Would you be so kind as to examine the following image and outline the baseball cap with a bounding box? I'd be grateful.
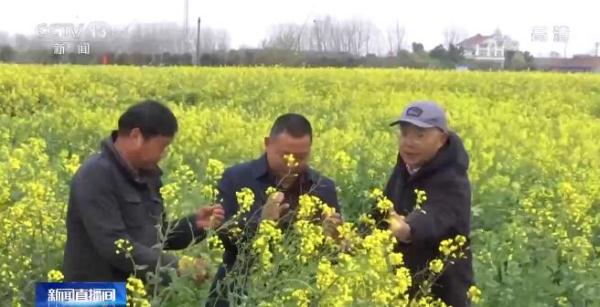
[390,100,449,132]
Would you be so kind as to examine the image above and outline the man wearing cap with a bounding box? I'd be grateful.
[379,101,474,306]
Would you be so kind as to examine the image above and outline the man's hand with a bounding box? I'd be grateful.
[261,192,289,221]
[322,212,343,239]
[196,204,225,230]
[388,211,411,243]
[178,256,210,285]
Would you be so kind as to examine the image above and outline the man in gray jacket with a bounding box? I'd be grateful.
[63,100,224,284]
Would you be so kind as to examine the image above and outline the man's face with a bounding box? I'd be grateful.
[129,128,173,170]
[397,123,448,169]
[265,132,311,188]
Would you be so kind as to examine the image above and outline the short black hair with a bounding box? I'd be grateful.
[269,113,312,141]
[118,100,178,138]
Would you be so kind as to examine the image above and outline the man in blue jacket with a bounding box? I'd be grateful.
[206,113,342,307]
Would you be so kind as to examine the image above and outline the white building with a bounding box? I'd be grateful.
[458,30,519,66]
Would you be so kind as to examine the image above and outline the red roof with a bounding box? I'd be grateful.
[458,34,493,48]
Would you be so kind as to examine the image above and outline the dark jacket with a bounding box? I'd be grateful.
[63,132,205,282]
[216,153,340,267]
[382,132,474,307]
[206,154,340,307]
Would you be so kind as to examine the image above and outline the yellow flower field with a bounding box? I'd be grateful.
[0,64,599,306]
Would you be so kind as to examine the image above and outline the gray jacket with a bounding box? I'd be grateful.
[63,132,205,282]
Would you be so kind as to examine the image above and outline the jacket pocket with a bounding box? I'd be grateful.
[121,192,146,228]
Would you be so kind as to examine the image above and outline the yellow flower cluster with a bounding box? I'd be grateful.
[316,258,337,291]
[297,194,323,220]
[205,159,225,183]
[47,269,64,282]
[467,285,482,304]
[252,220,284,270]
[126,276,150,307]
[438,235,467,258]
[207,235,225,254]
[414,189,427,212]
[362,229,396,272]
[235,187,254,214]
[411,296,449,307]
[389,252,404,266]
[59,150,80,175]
[294,220,325,263]
[160,183,179,206]
[228,225,243,239]
[358,213,376,228]
[265,186,278,197]
[290,289,310,307]
[336,221,361,247]
[428,259,444,274]
[200,185,219,203]
[370,188,394,215]
[115,238,134,255]
[283,153,299,168]
[314,225,414,306]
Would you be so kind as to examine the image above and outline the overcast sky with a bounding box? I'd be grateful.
[1,0,599,57]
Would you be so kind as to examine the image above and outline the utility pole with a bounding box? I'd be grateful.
[196,17,201,65]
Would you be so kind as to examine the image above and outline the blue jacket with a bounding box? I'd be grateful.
[216,153,340,266]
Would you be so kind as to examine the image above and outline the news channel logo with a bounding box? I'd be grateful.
[35,21,113,55]
[35,282,126,307]
[35,21,112,42]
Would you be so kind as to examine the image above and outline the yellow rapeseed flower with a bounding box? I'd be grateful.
[291,289,310,307]
[126,276,150,307]
[115,238,133,255]
[47,269,63,282]
[283,154,299,168]
[208,235,225,253]
[428,259,444,274]
[389,252,404,266]
[236,187,255,213]
[467,285,482,304]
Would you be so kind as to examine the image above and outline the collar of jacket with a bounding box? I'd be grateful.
[101,131,163,185]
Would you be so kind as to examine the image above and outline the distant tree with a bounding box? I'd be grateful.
[0,45,15,62]
[509,52,527,70]
[200,28,231,52]
[429,44,447,59]
[504,50,516,68]
[263,23,304,51]
[180,53,193,65]
[443,27,467,48]
[412,42,425,54]
[387,21,405,56]
[447,44,465,63]
[504,50,533,70]
[523,51,535,67]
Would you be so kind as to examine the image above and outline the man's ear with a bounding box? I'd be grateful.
[440,131,450,146]
[131,128,144,147]
[264,136,270,148]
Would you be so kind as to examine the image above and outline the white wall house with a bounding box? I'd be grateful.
[458,31,519,65]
